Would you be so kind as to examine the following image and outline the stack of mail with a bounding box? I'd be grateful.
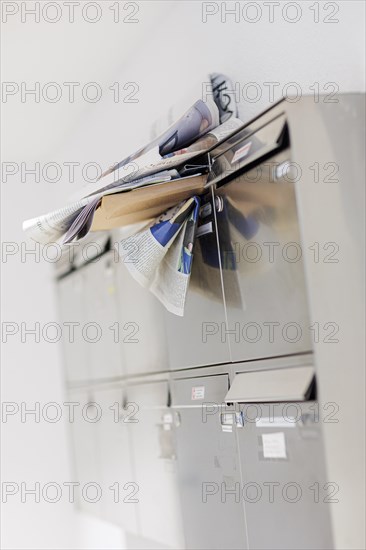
[23,73,243,315]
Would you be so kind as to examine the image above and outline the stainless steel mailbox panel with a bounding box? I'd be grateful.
[214,149,311,362]
[113,190,230,373]
[236,401,333,549]
[67,387,102,518]
[83,252,123,381]
[58,271,90,383]
[172,374,247,550]
[93,385,138,533]
[114,245,169,376]
[127,380,184,549]
[163,191,231,370]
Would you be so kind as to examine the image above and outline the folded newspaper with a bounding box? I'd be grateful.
[116,197,201,316]
[23,73,242,315]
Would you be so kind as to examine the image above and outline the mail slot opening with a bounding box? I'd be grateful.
[225,366,316,404]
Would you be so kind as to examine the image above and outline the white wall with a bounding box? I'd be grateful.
[1,1,365,549]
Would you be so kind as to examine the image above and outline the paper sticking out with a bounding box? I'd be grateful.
[22,73,243,316]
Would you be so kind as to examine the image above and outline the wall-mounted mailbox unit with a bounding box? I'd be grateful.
[127,379,185,549]
[93,384,139,533]
[172,372,247,550]
[226,367,333,549]
[57,95,365,550]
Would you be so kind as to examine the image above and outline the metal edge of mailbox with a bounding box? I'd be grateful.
[205,109,288,189]
[225,365,315,404]
[171,373,230,408]
[126,379,170,408]
[207,97,287,161]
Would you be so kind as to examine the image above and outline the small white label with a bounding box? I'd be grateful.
[256,417,296,428]
[163,413,173,424]
[221,413,234,433]
[231,141,252,164]
[262,432,287,459]
[162,413,173,430]
[191,386,205,400]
